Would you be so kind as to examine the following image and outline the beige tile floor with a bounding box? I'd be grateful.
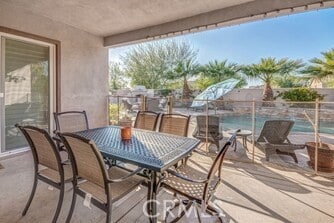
[0,147,333,223]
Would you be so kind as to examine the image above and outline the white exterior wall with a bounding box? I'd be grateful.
[0,4,109,128]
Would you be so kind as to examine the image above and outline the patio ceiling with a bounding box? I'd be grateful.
[3,0,334,47]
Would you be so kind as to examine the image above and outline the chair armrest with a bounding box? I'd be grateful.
[61,160,71,165]
[166,169,208,184]
[52,130,62,142]
[107,167,143,183]
[52,136,62,142]
[263,136,269,144]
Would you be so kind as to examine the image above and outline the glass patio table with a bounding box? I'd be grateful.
[76,125,200,222]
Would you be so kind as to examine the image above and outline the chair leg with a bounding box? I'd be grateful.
[291,152,298,163]
[215,141,220,153]
[206,204,224,223]
[165,200,192,223]
[52,183,65,223]
[106,203,112,223]
[146,181,152,215]
[184,155,190,166]
[265,148,275,162]
[195,204,202,223]
[66,186,77,223]
[22,175,38,216]
[276,149,298,163]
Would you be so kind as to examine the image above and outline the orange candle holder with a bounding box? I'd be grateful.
[121,126,132,141]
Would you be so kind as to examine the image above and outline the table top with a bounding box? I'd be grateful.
[227,129,252,136]
[76,126,200,172]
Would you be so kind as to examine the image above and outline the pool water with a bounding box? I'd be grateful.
[220,114,334,135]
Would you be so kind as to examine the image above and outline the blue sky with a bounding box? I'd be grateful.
[109,8,334,65]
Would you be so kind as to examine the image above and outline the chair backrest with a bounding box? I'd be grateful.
[134,111,159,131]
[59,133,107,188]
[194,115,220,137]
[159,114,190,137]
[203,131,237,201]
[54,111,89,133]
[257,120,294,144]
[16,125,61,173]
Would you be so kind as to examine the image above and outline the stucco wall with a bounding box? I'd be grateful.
[0,3,108,128]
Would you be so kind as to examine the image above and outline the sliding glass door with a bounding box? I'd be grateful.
[0,35,54,153]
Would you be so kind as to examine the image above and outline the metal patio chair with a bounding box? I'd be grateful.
[16,124,72,223]
[256,120,305,163]
[59,132,144,223]
[134,111,160,131]
[53,110,89,151]
[54,110,89,133]
[160,130,238,223]
[192,115,224,151]
[159,113,190,137]
[158,113,191,167]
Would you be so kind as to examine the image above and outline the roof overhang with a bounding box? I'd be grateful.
[105,0,334,47]
[2,0,334,48]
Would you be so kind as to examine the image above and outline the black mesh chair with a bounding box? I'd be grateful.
[256,120,305,163]
[192,115,224,151]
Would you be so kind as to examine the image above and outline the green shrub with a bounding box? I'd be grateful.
[109,104,119,124]
[109,103,131,124]
[278,88,324,102]
[157,89,172,96]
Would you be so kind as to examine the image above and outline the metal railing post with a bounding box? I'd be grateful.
[141,95,146,111]
[314,98,319,174]
[252,99,256,163]
[117,96,120,124]
[167,96,173,114]
[107,96,110,125]
[205,98,209,152]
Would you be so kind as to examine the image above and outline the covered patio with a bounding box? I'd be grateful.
[1,0,334,222]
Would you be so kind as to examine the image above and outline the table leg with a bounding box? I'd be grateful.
[243,137,246,149]
[147,171,158,223]
[146,172,152,216]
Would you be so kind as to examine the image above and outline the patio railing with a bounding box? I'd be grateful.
[107,95,334,176]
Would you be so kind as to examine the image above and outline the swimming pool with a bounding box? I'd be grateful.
[220,114,334,135]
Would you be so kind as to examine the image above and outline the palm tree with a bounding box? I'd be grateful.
[243,57,304,101]
[198,60,246,90]
[203,60,241,81]
[169,59,200,100]
[301,48,334,87]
